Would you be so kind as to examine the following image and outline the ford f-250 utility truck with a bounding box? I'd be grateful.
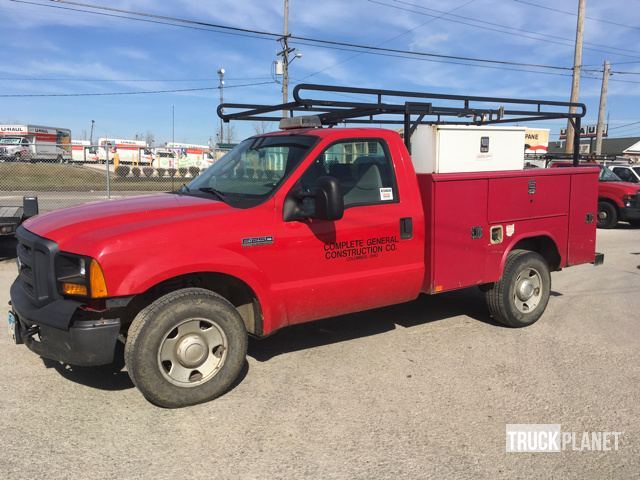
[8,85,603,408]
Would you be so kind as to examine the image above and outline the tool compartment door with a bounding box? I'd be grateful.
[567,171,598,265]
[432,178,488,291]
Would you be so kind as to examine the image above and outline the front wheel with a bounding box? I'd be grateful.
[485,250,551,328]
[597,201,618,229]
[125,288,248,408]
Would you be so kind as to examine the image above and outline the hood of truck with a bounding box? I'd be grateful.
[599,181,640,196]
[23,193,234,253]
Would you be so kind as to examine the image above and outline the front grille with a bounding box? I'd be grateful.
[16,227,59,306]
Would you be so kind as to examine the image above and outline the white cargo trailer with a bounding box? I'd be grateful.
[97,138,153,165]
[165,142,216,169]
[71,140,99,163]
[410,125,526,174]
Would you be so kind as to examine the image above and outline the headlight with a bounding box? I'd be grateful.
[622,194,637,207]
[55,252,108,298]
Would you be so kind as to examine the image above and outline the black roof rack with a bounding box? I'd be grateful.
[217,83,586,164]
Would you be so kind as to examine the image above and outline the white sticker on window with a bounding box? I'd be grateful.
[380,187,393,201]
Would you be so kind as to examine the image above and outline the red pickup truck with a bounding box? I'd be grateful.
[9,85,603,407]
[549,161,640,229]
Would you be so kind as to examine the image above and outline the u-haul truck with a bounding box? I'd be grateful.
[0,125,71,162]
[165,142,216,169]
[97,138,153,165]
[71,140,99,163]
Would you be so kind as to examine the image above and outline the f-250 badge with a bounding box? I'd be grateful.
[242,236,274,247]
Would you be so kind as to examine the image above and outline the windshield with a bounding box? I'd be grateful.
[599,166,622,182]
[0,137,22,145]
[633,166,640,177]
[186,135,317,206]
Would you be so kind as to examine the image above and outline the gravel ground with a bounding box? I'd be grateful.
[0,226,638,479]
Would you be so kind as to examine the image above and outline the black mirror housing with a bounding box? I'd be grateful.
[315,176,344,221]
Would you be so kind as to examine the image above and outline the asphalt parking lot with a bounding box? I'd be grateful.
[0,226,638,479]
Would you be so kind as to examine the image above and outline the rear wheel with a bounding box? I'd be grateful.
[485,250,551,328]
[125,288,247,408]
[597,201,618,229]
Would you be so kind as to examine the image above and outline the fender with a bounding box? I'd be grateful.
[598,193,623,209]
[99,246,281,334]
[498,229,563,275]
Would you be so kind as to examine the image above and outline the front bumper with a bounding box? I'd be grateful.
[620,206,640,222]
[10,280,120,367]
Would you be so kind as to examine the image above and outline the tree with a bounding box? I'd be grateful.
[225,124,236,144]
[252,122,274,135]
[145,131,156,147]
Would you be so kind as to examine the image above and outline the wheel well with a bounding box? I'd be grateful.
[511,236,561,271]
[123,272,262,336]
[598,197,619,212]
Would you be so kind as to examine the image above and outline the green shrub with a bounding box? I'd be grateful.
[143,167,154,177]
[167,168,177,177]
[156,168,166,177]
[131,167,141,177]
[178,167,188,177]
[188,166,200,178]
[115,165,130,177]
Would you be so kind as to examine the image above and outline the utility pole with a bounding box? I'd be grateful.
[280,0,290,117]
[218,67,225,144]
[172,105,175,144]
[565,0,586,155]
[89,119,95,146]
[595,60,610,155]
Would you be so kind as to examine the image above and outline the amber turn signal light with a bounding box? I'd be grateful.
[62,282,88,296]
[89,259,108,298]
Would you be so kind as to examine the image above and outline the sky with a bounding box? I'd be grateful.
[1,0,640,145]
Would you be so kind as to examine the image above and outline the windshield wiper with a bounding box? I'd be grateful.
[198,187,228,202]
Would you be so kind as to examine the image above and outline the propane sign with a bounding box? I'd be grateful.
[524,128,549,154]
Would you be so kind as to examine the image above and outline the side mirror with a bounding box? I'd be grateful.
[314,176,344,221]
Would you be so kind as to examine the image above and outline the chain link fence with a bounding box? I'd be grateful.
[0,141,232,213]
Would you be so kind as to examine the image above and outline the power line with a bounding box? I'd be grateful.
[290,39,577,78]
[0,80,276,97]
[511,0,640,33]
[10,0,581,75]
[371,0,640,60]
[609,120,640,130]
[9,0,280,42]
[300,0,478,81]
[46,0,280,38]
[0,76,273,82]
[290,34,575,71]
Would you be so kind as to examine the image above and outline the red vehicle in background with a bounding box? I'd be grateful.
[549,161,640,228]
[9,85,603,407]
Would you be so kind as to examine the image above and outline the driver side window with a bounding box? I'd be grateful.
[300,139,397,207]
[613,167,637,183]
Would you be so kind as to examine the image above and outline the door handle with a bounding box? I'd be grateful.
[400,217,413,240]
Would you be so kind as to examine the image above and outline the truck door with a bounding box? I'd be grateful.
[275,137,424,325]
